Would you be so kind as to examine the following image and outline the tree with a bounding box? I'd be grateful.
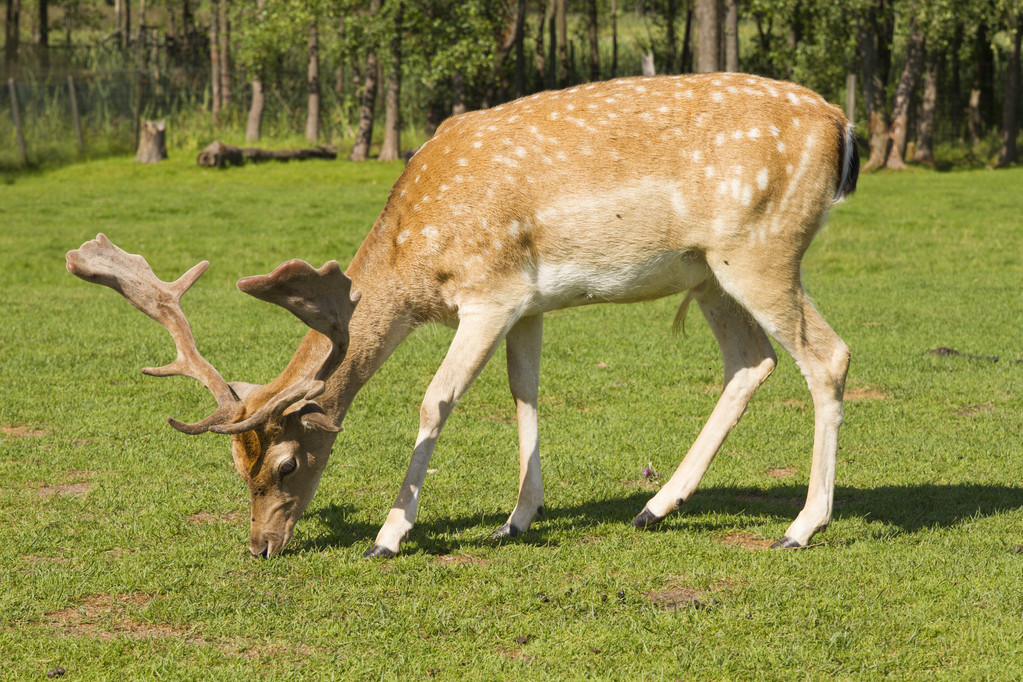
[350,0,381,161]
[885,16,925,169]
[306,20,321,142]
[37,0,48,69]
[556,0,567,85]
[724,0,739,71]
[379,1,404,161]
[998,5,1022,166]
[858,2,890,169]
[219,0,232,110]
[210,4,221,123]
[695,0,719,72]
[5,0,20,70]
[587,0,599,81]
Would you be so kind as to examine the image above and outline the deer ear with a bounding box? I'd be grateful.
[299,410,341,433]
[229,381,263,402]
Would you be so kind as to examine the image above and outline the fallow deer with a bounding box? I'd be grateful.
[67,73,859,558]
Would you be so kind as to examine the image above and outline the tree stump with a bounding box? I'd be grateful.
[135,120,168,163]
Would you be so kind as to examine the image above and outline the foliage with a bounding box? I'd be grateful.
[1,158,1022,678]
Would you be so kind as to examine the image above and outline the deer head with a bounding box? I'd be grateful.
[66,234,359,558]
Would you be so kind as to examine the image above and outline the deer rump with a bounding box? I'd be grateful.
[68,73,858,559]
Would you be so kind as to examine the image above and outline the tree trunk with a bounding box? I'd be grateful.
[335,16,345,96]
[696,0,719,73]
[587,0,598,81]
[246,76,265,142]
[210,8,221,124]
[885,19,924,170]
[998,13,1022,167]
[379,2,403,162]
[245,0,265,142]
[115,0,123,45]
[182,0,193,54]
[305,21,320,143]
[913,50,939,164]
[451,71,466,115]
[546,0,556,88]
[723,0,738,72]
[515,0,526,95]
[969,22,990,146]
[556,0,568,86]
[534,0,546,87]
[666,0,677,75]
[680,5,693,72]
[857,12,887,169]
[36,0,47,69]
[349,0,381,162]
[125,0,131,46]
[484,0,525,106]
[135,120,167,163]
[219,0,231,110]
[610,0,618,77]
[5,0,21,70]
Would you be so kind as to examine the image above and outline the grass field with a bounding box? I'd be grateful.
[1,156,1022,679]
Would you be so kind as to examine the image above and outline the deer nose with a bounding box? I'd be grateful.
[250,543,270,559]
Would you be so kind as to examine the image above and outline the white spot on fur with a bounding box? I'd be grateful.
[457,158,468,166]
[454,174,464,183]
[439,184,450,192]
[793,118,801,128]
[715,133,725,146]
[756,168,769,190]
[732,129,743,140]
[705,166,716,178]
[473,141,482,148]
[787,92,801,105]
[786,163,794,174]
[397,230,410,244]
[712,91,724,102]
[514,146,527,158]
[770,125,781,137]
[777,141,786,153]
[421,225,438,239]
[748,128,760,139]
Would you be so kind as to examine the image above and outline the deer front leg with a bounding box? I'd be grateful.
[634,285,777,528]
[364,310,515,558]
[490,314,544,540]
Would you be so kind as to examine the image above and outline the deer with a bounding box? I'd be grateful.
[67,73,859,559]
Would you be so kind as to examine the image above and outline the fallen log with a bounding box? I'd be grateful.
[196,141,337,168]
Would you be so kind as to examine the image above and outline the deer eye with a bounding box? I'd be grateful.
[279,458,298,478]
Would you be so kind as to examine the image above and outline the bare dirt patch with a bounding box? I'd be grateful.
[37,471,97,499]
[187,511,243,525]
[645,577,733,609]
[766,466,798,479]
[44,594,205,644]
[845,385,887,401]
[432,554,489,567]
[719,531,775,551]
[1,424,48,438]
[955,403,993,417]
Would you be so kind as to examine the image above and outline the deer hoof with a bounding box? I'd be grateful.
[631,508,663,529]
[770,536,803,549]
[489,523,521,540]
[363,544,397,559]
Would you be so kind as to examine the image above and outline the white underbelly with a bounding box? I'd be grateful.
[524,251,710,314]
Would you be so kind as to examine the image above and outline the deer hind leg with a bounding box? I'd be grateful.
[365,308,516,558]
[633,283,777,529]
[490,314,544,540]
[712,258,849,548]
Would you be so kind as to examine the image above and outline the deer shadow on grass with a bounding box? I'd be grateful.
[299,482,1023,556]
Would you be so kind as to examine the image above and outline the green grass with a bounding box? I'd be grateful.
[1,157,1022,679]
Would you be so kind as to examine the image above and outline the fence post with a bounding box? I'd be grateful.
[68,76,85,151]
[8,78,28,166]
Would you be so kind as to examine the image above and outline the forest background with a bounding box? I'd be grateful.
[1,0,1022,172]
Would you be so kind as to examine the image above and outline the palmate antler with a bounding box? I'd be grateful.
[66,234,359,436]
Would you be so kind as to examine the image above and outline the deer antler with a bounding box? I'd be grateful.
[65,234,242,433]
[209,259,360,435]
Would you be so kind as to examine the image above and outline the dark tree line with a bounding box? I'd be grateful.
[3,0,1022,166]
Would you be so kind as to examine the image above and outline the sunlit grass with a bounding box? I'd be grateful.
[1,158,1021,679]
